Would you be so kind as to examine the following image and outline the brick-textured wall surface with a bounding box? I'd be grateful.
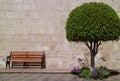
[0,0,120,70]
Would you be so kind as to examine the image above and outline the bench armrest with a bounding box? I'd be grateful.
[6,56,10,61]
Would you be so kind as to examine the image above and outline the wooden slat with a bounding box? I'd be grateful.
[25,60,42,62]
[11,51,27,54]
[27,55,42,57]
[27,52,44,55]
[12,56,26,58]
[11,60,42,62]
[10,60,26,62]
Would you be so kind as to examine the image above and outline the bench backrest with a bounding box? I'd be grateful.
[26,51,44,62]
[10,51,45,62]
[10,51,27,62]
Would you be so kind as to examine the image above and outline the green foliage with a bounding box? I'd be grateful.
[79,67,91,79]
[66,2,120,42]
[97,66,110,79]
[75,66,110,80]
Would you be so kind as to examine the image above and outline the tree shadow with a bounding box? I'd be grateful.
[109,69,120,77]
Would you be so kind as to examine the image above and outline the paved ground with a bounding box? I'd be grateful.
[0,73,120,81]
[0,68,119,81]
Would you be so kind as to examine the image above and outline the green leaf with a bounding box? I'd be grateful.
[66,2,120,42]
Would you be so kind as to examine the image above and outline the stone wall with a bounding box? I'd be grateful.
[0,0,120,70]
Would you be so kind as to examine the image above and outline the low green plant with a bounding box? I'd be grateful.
[91,66,110,80]
[79,67,91,79]
[97,66,110,79]
[72,66,110,80]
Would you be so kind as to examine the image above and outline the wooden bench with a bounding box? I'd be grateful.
[7,51,46,68]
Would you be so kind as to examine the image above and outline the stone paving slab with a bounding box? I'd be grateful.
[0,73,120,81]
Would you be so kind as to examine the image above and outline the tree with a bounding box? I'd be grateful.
[66,2,120,69]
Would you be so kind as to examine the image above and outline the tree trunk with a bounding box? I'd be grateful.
[84,41,101,70]
[90,51,96,69]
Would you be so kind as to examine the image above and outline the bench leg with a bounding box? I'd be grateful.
[23,62,26,68]
[6,61,10,69]
[6,61,7,69]
[43,63,46,68]
[23,62,29,68]
[9,63,10,68]
[42,61,46,68]
[26,62,29,68]
[41,62,46,68]
[41,62,43,68]
[12,63,13,68]
[12,62,16,68]
[43,53,46,68]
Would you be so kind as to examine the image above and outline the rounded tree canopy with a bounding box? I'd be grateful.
[66,2,120,42]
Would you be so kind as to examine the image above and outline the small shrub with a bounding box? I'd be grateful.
[79,67,91,79]
[97,66,110,79]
